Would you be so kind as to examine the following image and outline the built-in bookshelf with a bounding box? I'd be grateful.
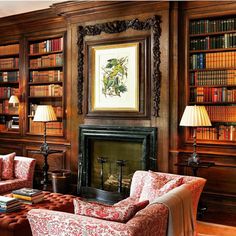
[27,36,64,136]
[188,16,236,142]
[0,43,20,133]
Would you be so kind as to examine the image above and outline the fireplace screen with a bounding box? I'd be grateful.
[78,125,157,202]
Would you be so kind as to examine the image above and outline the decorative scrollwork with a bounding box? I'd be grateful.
[77,15,161,116]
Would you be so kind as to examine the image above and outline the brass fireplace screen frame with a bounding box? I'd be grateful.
[77,125,157,202]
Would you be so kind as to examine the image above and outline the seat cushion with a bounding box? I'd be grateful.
[73,198,148,223]
[0,152,16,180]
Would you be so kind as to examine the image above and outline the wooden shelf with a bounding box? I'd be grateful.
[29,50,63,57]
[29,66,62,70]
[28,81,63,85]
[28,96,62,99]
[190,68,236,72]
[189,30,236,38]
[0,53,19,58]
[0,68,19,72]
[189,47,236,53]
[189,84,236,88]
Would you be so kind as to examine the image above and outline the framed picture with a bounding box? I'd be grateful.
[86,37,150,118]
[77,16,161,117]
[91,42,139,112]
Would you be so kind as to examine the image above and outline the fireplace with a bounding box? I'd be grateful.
[78,125,157,203]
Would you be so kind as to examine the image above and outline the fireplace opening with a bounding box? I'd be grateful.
[78,125,157,203]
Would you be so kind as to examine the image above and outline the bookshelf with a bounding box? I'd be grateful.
[27,36,64,136]
[188,16,236,142]
[0,43,20,133]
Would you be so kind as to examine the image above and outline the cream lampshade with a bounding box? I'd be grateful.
[180,105,212,164]
[9,95,19,107]
[33,105,57,122]
[33,105,57,152]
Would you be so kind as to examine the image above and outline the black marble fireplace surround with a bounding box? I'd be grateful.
[77,125,157,203]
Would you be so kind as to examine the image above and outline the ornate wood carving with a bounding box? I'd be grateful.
[77,15,161,116]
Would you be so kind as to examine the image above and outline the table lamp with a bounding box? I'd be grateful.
[33,105,57,153]
[180,105,212,164]
[9,95,19,107]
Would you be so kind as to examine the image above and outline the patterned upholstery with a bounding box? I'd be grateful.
[27,171,206,236]
[0,156,36,194]
[0,192,76,236]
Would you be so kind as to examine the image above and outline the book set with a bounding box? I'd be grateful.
[0,58,19,69]
[30,37,63,54]
[188,15,236,143]
[30,54,63,68]
[190,52,236,70]
[0,44,19,55]
[190,70,236,86]
[0,71,19,82]
[12,188,44,205]
[191,87,236,103]
[30,70,63,83]
[0,196,21,213]
[29,84,62,97]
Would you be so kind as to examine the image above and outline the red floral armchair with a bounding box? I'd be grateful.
[0,154,36,194]
[27,171,206,236]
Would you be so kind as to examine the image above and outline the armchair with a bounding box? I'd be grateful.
[27,171,206,236]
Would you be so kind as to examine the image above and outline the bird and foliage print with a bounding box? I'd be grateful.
[101,57,128,97]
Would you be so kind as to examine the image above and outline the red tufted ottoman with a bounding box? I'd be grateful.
[0,192,77,236]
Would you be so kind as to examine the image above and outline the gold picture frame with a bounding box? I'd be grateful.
[90,42,139,112]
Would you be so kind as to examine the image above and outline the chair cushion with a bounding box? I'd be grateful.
[139,171,183,202]
[0,179,32,194]
[73,198,148,223]
[0,152,16,180]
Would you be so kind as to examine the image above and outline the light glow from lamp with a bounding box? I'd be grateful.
[180,105,212,164]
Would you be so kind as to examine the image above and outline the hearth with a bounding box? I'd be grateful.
[78,125,157,203]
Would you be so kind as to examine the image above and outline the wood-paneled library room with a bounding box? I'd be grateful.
[0,1,235,236]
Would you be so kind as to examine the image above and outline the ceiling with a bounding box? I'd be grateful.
[0,1,66,18]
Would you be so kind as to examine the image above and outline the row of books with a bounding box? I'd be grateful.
[0,101,19,114]
[191,87,236,103]
[30,38,63,54]
[0,44,19,56]
[189,70,236,86]
[30,54,63,68]
[29,70,63,83]
[29,119,63,134]
[190,33,236,50]
[29,103,62,117]
[190,52,236,69]
[0,196,21,213]
[206,105,236,122]
[190,125,236,141]
[0,87,19,98]
[12,188,43,204]
[30,84,62,97]
[0,57,19,69]
[190,18,236,35]
[0,71,19,82]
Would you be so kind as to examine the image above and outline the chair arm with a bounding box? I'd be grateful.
[28,209,131,236]
[126,203,168,236]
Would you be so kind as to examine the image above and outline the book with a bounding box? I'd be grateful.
[12,193,44,201]
[12,188,42,197]
[0,196,18,205]
[18,197,44,205]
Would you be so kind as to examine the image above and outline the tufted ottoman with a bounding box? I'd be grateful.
[0,192,77,236]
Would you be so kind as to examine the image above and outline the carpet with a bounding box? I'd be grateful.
[197,221,236,236]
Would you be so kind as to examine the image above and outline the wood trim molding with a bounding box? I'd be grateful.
[77,15,161,116]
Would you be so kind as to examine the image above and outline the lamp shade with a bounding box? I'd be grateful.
[33,105,57,122]
[9,95,19,105]
[180,105,212,127]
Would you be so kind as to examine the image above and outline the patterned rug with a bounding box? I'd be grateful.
[197,221,236,236]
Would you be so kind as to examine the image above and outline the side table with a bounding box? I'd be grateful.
[31,149,63,190]
[175,161,215,218]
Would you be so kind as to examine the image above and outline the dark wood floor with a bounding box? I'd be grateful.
[199,207,236,227]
